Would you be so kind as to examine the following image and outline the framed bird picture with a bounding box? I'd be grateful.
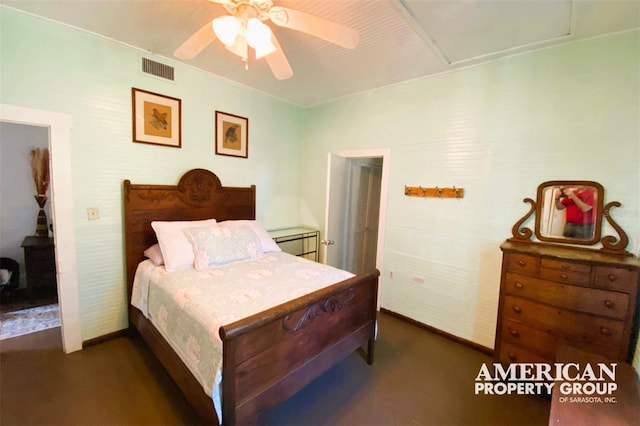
[215,111,248,158]
[132,88,182,148]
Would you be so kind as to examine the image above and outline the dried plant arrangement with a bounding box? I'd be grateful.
[29,147,50,195]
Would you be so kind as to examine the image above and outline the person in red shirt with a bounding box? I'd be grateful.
[555,186,595,239]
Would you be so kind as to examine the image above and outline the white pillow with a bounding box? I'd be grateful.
[183,225,262,271]
[218,220,281,253]
[151,219,218,271]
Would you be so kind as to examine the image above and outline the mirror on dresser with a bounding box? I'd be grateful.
[509,180,630,254]
[494,181,639,367]
[535,181,603,244]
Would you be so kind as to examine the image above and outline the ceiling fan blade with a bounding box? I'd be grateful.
[268,6,359,49]
[174,21,217,59]
[265,33,293,80]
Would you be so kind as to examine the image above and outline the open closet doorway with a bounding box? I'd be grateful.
[323,149,390,284]
[0,105,81,353]
[0,123,58,312]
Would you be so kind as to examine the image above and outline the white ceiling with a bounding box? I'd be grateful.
[2,0,639,107]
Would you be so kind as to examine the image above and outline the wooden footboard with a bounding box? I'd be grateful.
[220,270,379,425]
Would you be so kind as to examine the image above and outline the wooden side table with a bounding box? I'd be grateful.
[21,236,56,299]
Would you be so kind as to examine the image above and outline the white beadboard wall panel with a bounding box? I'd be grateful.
[1,9,304,340]
[302,31,639,357]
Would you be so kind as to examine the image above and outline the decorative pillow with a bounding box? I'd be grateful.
[183,225,262,271]
[151,219,218,271]
[218,220,281,253]
[143,243,164,266]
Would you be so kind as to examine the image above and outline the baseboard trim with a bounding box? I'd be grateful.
[379,308,493,356]
[82,328,129,348]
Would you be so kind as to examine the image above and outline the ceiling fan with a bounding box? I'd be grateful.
[174,0,360,80]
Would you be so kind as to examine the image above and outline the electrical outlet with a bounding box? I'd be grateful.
[87,207,99,220]
[412,275,425,284]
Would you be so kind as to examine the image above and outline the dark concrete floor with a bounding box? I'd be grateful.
[0,312,550,426]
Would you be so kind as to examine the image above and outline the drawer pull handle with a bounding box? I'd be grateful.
[607,274,617,282]
[604,300,615,309]
[560,273,568,280]
[517,260,526,267]
[512,306,522,314]
[508,352,517,361]
[510,329,520,338]
[600,327,612,336]
[514,282,524,289]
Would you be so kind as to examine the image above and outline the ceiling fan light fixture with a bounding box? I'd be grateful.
[212,16,240,46]
[176,0,357,80]
[246,18,276,58]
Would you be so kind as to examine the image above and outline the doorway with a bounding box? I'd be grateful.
[0,122,59,330]
[345,158,382,275]
[0,104,81,353]
[323,149,390,283]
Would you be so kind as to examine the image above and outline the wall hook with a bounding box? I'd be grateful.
[404,185,464,198]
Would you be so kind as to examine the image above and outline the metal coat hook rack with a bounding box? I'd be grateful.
[404,185,464,198]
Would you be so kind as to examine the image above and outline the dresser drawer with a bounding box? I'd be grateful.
[593,266,636,293]
[503,295,625,349]
[505,273,629,319]
[501,318,558,360]
[505,253,538,275]
[538,268,591,286]
[25,247,55,262]
[501,318,622,360]
[540,258,591,274]
[498,341,551,365]
[27,270,56,288]
[26,257,56,272]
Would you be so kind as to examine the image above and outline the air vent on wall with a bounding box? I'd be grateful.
[142,58,174,81]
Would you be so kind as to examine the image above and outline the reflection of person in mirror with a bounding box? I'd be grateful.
[555,186,595,239]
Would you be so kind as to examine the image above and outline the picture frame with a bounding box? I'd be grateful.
[132,88,181,148]
[215,111,248,158]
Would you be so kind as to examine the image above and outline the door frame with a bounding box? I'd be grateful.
[0,104,82,353]
[327,148,390,287]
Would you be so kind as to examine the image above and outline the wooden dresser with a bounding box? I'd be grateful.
[495,241,640,364]
[21,236,56,299]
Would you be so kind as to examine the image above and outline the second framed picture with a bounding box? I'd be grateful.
[215,111,248,158]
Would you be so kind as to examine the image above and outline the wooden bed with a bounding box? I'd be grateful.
[123,168,379,425]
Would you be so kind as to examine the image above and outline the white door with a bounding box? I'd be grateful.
[347,161,382,275]
[323,153,349,268]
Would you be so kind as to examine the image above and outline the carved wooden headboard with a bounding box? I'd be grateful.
[122,169,256,304]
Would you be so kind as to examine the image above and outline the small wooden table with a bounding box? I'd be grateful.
[21,236,56,299]
[549,346,640,425]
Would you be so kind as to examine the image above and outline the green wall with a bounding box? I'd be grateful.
[301,30,640,366]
